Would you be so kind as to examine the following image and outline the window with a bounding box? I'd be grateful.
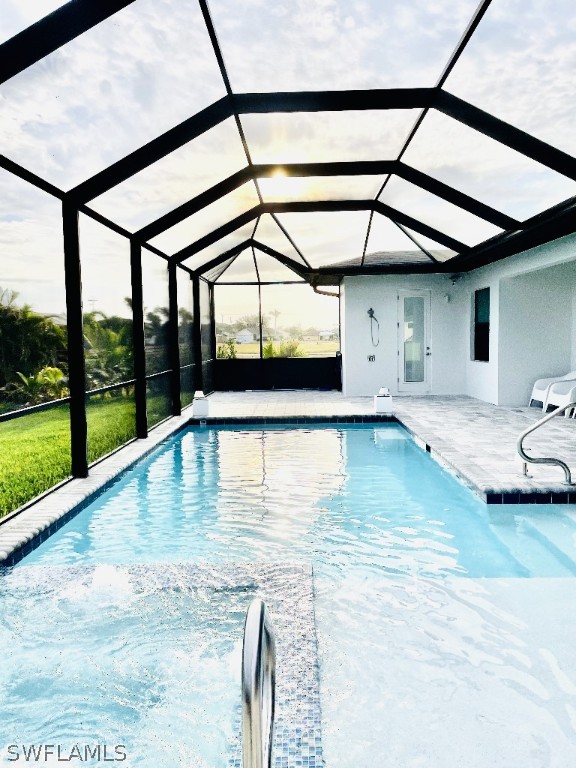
[473,287,490,362]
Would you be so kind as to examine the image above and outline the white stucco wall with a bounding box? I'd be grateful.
[498,264,575,405]
[341,274,467,397]
[341,232,576,403]
[462,232,576,404]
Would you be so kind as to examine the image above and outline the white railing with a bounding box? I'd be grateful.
[242,599,276,768]
[517,401,576,484]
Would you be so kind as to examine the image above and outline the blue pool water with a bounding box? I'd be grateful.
[19,424,576,578]
[3,423,576,767]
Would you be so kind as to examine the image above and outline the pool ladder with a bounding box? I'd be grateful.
[517,400,576,484]
[242,599,276,768]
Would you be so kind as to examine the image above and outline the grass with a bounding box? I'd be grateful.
[0,404,72,518]
[0,397,137,518]
[86,396,137,463]
[230,340,340,358]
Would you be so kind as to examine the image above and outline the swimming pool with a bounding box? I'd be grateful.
[3,423,576,767]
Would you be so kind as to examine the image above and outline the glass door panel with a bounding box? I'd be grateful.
[398,291,430,393]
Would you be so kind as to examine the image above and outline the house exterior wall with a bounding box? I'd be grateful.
[463,232,576,405]
[341,274,467,397]
[498,265,575,405]
[341,232,576,402]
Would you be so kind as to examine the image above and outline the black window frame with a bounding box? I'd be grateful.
[472,286,490,362]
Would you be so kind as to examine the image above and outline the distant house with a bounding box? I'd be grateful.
[235,329,255,344]
[319,330,336,340]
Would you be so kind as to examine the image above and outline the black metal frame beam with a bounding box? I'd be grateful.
[64,86,576,221]
[1,154,171,261]
[234,89,436,113]
[192,241,252,276]
[167,262,181,416]
[448,196,576,271]
[371,201,466,252]
[136,168,252,241]
[69,97,233,203]
[62,200,88,477]
[436,92,576,181]
[196,237,310,283]
[0,0,137,84]
[129,239,148,439]
[174,200,467,264]
[191,275,203,393]
[395,163,518,230]
[250,240,309,278]
[203,255,238,282]
[314,262,442,278]
[0,154,65,199]
[211,280,305,286]
[174,208,262,263]
[135,159,515,246]
[435,0,494,88]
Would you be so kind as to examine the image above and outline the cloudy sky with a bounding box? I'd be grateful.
[1,0,575,319]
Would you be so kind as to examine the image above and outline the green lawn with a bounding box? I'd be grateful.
[0,397,137,518]
[229,340,340,358]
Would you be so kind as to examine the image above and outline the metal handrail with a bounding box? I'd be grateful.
[242,599,276,768]
[517,401,576,484]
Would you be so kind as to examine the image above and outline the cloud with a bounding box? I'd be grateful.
[0,168,65,314]
[403,111,576,222]
[380,176,502,247]
[0,1,64,44]
[274,210,371,267]
[91,118,248,233]
[444,0,576,157]
[0,0,226,189]
[151,181,260,255]
[210,0,480,91]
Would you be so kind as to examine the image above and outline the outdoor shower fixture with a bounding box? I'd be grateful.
[367,308,380,347]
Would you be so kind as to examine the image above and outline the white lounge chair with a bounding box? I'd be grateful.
[545,380,576,417]
[529,371,576,410]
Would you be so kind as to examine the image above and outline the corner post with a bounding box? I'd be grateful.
[62,200,88,477]
[130,239,148,438]
[168,261,181,416]
[192,273,203,393]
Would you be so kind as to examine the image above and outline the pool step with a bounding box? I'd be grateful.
[488,515,576,576]
[228,561,323,768]
[519,513,576,574]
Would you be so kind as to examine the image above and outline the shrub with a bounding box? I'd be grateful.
[217,339,237,359]
[263,340,306,358]
[11,366,69,405]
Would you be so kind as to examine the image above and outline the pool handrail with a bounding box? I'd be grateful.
[517,400,576,484]
[242,598,276,768]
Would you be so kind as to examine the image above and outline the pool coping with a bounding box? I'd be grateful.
[1,411,573,567]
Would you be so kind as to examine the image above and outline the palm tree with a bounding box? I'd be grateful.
[270,309,281,333]
[83,311,134,388]
[0,298,66,387]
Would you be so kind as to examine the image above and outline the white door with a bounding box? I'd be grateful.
[397,291,431,393]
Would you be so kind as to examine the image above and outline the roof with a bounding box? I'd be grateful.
[1,0,575,286]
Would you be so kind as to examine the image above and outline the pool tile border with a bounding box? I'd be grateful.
[188,415,396,425]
